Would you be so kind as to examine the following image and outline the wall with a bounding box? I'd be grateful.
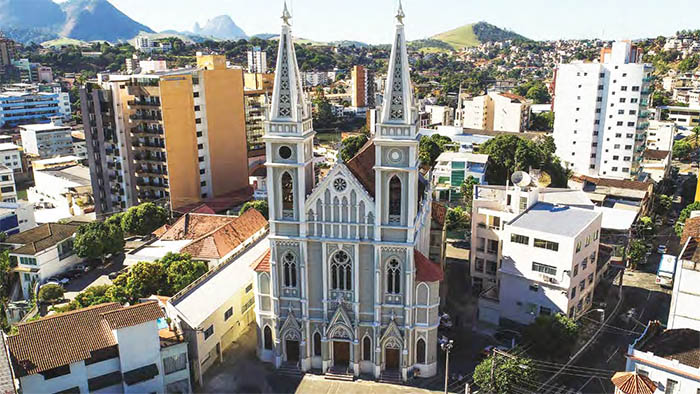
[668,260,700,331]
[160,74,201,211]
[113,320,164,393]
[627,350,700,394]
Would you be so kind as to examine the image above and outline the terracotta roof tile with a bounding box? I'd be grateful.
[611,372,657,394]
[159,214,236,241]
[250,164,266,177]
[345,140,376,197]
[173,186,253,214]
[681,217,700,246]
[252,249,271,272]
[101,301,163,330]
[637,322,700,368]
[414,250,443,282]
[570,174,652,191]
[431,202,446,227]
[5,223,80,255]
[643,149,670,161]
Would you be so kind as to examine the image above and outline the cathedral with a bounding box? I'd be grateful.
[253,2,443,381]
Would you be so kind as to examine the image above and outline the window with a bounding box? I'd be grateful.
[314,333,322,356]
[58,239,74,260]
[629,110,636,115]
[532,262,557,276]
[585,235,591,247]
[389,176,401,219]
[573,264,579,277]
[19,256,37,266]
[613,155,619,160]
[485,260,497,275]
[163,353,187,374]
[631,98,638,103]
[487,239,499,254]
[579,280,585,292]
[625,145,632,150]
[489,216,501,230]
[590,251,597,261]
[199,169,205,175]
[330,251,352,291]
[665,379,678,394]
[197,131,203,137]
[246,284,253,293]
[194,105,200,111]
[476,237,485,252]
[571,287,577,299]
[200,181,206,187]
[534,239,558,251]
[198,156,204,162]
[576,241,582,252]
[621,86,628,91]
[23,273,30,281]
[203,325,214,340]
[627,122,635,127]
[593,230,599,240]
[616,121,623,126]
[632,86,640,92]
[224,307,233,321]
[416,338,426,364]
[386,258,401,294]
[612,167,618,171]
[264,326,273,350]
[577,299,583,311]
[519,197,528,211]
[581,257,588,270]
[363,336,371,361]
[193,92,200,98]
[475,258,484,272]
[282,252,297,288]
[540,306,552,316]
[195,118,202,124]
[511,234,529,245]
[636,368,648,376]
[588,273,594,285]
[281,172,294,214]
[618,110,624,115]
[197,143,204,149]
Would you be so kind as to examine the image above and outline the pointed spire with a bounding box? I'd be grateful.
[281,1,292,26]
[379,3,415,126]
[268,1,309,126]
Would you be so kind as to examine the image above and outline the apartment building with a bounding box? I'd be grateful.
[247,46,267,74]
[424,105,454,126]
[0,89,70,127]
[7,301,191,394]
[19,121,74,158]
[29,157,93,221]
[0,35,16,77]
[667,236,700,331]
[302,71,330,87]
[470,184,602,325]
[431,151,488,203]
[0,165,17,203]
[553,41,653,179]
[660,105,700,128]
[80,53,249,216]
[625,321,700,394]
[456,92,530,132]
[243,72,274,165]
[351,65,375,109]
[645,120,676,151]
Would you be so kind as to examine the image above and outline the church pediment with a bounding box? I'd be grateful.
[380,317,404,349]
[304,163,375,222]
[280,306,302,339]
[326,302,355,340]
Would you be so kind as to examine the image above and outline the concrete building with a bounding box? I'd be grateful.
[424,105,454,126]
[4,222,82,299]
[0,35,16,78]
[625,321,700,394]
[639,149,672,183]
[661,105,700,128]
[28,156,93,222]
[7,301,191,394]
[247,46,267,74]
[80,53,250,216]
[667,236,700,331]
[431,151,488,203]
[133,35,172,53]
[302,71,331,87]
[456,92,530,132]
[470,184,602,325]
[0,89,70,127]
[243,72,275,165]
[0,201,36,233]
[645,120,676,151]
[0,165,17,203]
[71,129,87,160]
[553,41,653,179]
[351,65,374,108]
[19,121,74,159]
[254,4,442,382]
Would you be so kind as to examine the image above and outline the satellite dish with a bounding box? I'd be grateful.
[511,171,532,187]
[537,171,552,188]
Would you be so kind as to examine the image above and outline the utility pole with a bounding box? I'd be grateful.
[441,339,454,394]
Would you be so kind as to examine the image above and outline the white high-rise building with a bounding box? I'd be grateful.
[553,41,653,179]
[247,46,267,74]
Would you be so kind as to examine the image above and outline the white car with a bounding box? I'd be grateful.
[657,245,667,254]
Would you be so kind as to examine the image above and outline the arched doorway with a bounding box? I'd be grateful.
[385,348,400,370]
[286,339,300,362]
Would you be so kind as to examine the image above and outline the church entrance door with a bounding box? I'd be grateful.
[286,340,300,362]
[333,341,350,366]
[385,348,400,370]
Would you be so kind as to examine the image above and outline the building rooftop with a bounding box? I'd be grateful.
[0,334,16,394]
[538,189,594,208]
[252,249,271,273]
[32,155,83,167]
[6,301,163,377]
[19,123,71,132]
[594,206,639,231]
[509,202,601,237]
[4,223,80,255]
[610,372,656,394]
[169,236,269,328]
[0,143,20,152]
[414,250,443,282]
[345,140,376,198]
[40,165,91,187]
[635,321,700,368]
[435,151,489,164]
[680,217,700,246]
[642,150,671,161]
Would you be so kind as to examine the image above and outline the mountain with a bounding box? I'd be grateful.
[0,0,64,43]
[431,21,529,50]
[192,15,247,40]
[252,33,277,40]
[329,40,369,48]
[59,0,153,42]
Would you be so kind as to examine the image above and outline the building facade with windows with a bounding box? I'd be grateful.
[553,41,653,179]
[0,165,17,202]
[80,53,249,215]
[7,301,191,394]
[19,121,74,159]
[431,151,488,203]
[254,4,442,382]
[247,46,268,74]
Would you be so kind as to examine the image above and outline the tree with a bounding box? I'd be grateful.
[656,194,672,215]
[473,354,538,394]
[0,250,11,300]
[460,176,480,210]
[121,202,168,236]
[418,134,454,167]
[672,140,693,161]
[445,206,469,231]
[121,262,165,302]
[513,80,551,104]
[73,284,114,308]
[523,313,579,360]
[676,201,700,236]
[312,94,336,127]
[239,200,269,219]
[529,112,554,132]
[163,253,208,294]
[38,284,64,304]
[637,216,655,239]
[628,239,649,269]
[340,133,369,162]
[74,222,125,263]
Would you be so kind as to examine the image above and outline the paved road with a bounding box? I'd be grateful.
[61,255,127,301]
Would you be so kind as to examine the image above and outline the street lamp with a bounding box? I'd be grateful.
[441,338,454,394]
[577,307,605,323]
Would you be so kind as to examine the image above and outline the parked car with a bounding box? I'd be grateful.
[657,245,667,254]
[46,276,69,285]
[493,329,521,348]
[74,263,91,273]
[64,269,84,279]
[108,268,128,280]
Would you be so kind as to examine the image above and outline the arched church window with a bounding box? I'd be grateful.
[281,172,294,214]
[389,175,401,221]
[264,326,273,350]
[387,258,401,294]
[363,336,372,361]
[417,338,426,364]
[283,252,297,288]
[331,250,352,291]
[314,332,322,356]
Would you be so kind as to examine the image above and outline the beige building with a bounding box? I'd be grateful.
[457,92,530,132]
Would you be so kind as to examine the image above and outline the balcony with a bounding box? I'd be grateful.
[642,76,654,83]
[131,126,163,136]
[132,141,165,151]
[639,110,650,119]
[135,168,168,178]
[134,153,166,163]
[129,113,162,122]
[128,99,161,108]
[636,122,649,130]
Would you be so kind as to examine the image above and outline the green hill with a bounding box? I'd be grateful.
[430,22,529,50]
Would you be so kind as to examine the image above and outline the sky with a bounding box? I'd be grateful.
[55,0,700,44]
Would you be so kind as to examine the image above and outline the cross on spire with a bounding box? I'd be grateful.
[396,0,405,25]
[281,1,292,26]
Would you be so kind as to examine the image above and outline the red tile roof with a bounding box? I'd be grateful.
[252,249,271,272]
[637,321,700,368]
[250,164,267,177]
[500,92,528,103]
[570,174,653,191]
[681,217,700,246]
[414,250,443,282]
[7,302,163,377]
[431,202,447,227]
[643,149,670,161]
[611,372,657,394]
[345,140,376,197]
[172,186,253,215]
[159,214,236,241]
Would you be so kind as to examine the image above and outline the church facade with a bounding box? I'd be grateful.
[253,3,443,381]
